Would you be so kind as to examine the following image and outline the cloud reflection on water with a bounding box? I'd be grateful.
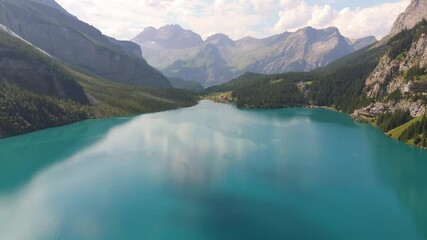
[0,103,259,240]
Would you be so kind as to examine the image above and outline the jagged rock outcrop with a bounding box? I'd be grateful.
[390,0,427,36]
[355,30,427,118]
[0,0,171,88]
[354,100,426,118]
[365,33,427,100]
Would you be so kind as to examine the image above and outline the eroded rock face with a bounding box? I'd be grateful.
[354,33,427,118]
[354,100,426,118]
[365,34,427,99]
[390,0,427,36]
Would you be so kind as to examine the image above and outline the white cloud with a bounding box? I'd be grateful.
[274,0,410,39]
[56,0,410,41]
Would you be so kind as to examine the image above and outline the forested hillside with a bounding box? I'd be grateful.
[206,44,385,113]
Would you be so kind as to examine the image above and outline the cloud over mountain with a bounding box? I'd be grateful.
[56,0,409,40]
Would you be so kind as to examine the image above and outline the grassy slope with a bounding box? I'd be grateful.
[387,116,424,146]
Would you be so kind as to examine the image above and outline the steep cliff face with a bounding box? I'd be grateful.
[354,0,427,118]
[355,23,427,118]
[0,24,89,104]
[390,0,427,36]
[0,0,171,88]
[365,34,427,99]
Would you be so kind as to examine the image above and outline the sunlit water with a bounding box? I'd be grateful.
[0,100,427,240]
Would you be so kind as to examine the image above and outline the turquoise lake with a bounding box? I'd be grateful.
[0,100,427,240]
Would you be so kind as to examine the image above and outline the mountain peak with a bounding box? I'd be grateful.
[143,26,156,32]
[160,24,184,31]
[296,26,340,36]
[390,0,427,36]
[298,26,315,33]
[132,25,203,49]
[206,33,234,46]
[325,26,340,33]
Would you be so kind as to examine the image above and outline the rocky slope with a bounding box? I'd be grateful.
[133,25,377,88]
[0,0,171,88]
[390,0,427,36]
[354,1,427,119]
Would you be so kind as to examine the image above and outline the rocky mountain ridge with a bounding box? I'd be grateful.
[390,0,427,36]
[133,25,377,88]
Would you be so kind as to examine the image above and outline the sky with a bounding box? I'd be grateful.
[55,0,410,41]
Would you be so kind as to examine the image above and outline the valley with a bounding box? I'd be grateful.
[1,0,427,239]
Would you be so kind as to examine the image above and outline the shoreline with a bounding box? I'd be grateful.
[2,98,425,151]
[0,101,199,141]
[207,99,427,150]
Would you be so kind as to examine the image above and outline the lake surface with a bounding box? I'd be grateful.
[1,100,427,240]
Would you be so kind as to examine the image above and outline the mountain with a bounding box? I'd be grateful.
[390,0,427,36]
[245,27,355,73]
[0,0,171,88]
[133,25,203,49]
[354,20,427,118]
[0,24,88,104]
[133,25,377,88]
[163,44,235,87]
[350,36,378,51]
[0,23,197,138]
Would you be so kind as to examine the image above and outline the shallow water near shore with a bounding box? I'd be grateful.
[0,100,426,240]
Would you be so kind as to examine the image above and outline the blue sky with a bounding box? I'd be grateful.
[56,0,410,40]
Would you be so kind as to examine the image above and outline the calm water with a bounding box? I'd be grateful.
[0,100,427,240]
